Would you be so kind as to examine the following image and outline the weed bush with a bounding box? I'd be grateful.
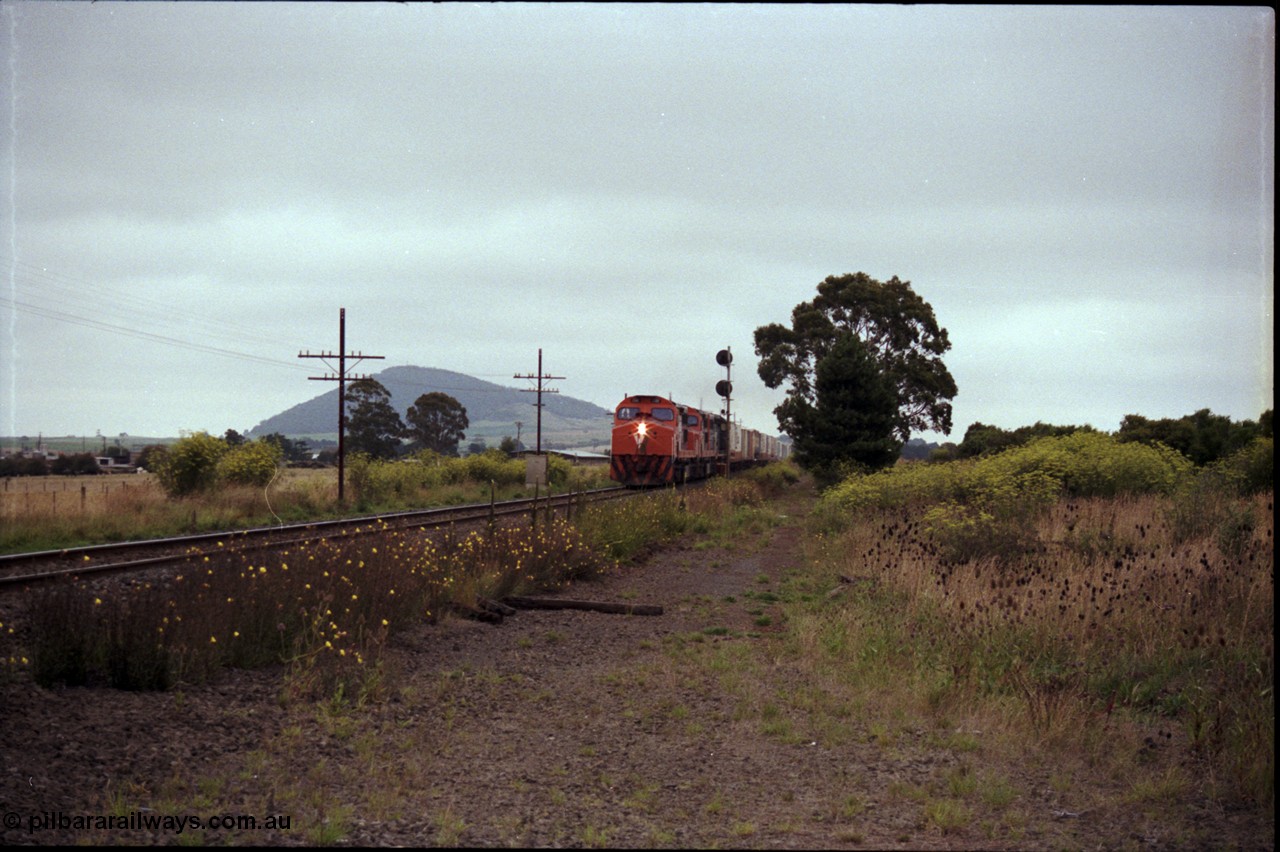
[1209,436,1273,495]
[1155,438,1272,545]
[217,440,284,487]
[153,432,229,496]
[824,431,1193,520]
[461,450,525,486]
[921,470,1060,562]
[345,451,592,511]
[738,462,803,497]
[981,431,1192,497]
[821,431,1195,557]
[576,489,692,561]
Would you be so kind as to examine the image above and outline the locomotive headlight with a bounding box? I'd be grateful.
[633,420,650,451]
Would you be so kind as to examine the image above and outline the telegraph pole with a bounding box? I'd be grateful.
[299,308,384,503]
[514,349,564,487]
[514,348,564,454]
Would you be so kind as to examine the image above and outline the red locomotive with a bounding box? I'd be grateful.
[609,394,787,487]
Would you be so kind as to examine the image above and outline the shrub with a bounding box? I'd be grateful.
[217,439,284,487]
[346,453,401,508]
[49,453,102,475]
[1167,438,1273,544]
[1210,436,1273,495]
[823,431,1193,518]
[134,444,168,473]
[740,461,802,496]
[462,449,525,486]
[577,489,691,561]
[984,431,1192,497]
[821,456,976,513]
[921,470,1060,562]
[0,455,49,476]
[546,453,572,486]
[154,432,229,496]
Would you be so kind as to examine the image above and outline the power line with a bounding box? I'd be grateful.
[0,253,298,353]
[0,295,313,372]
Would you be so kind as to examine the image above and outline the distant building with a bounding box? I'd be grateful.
[512,448,610,466]
[95,455,138,473]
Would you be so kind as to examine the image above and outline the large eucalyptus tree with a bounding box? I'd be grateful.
[754,272,957,445]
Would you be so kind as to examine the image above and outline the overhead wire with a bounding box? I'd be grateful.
[1,254,573,402]
[1,254,309,355]
[0,293,312,372]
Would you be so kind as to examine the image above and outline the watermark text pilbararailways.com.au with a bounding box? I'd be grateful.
[6,809,292,835]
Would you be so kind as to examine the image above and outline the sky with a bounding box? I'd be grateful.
[1,3,1273,446]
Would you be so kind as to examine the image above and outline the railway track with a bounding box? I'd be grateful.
[0,486,634,591]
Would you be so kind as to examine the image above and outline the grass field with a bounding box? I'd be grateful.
[0,472,161,519]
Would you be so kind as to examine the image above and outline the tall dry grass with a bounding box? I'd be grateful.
[795,488,1273,807]
[0,462,613,554]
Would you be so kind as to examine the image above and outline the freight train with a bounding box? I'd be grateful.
[609,394,788,487]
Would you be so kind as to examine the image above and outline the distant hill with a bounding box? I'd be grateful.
[900,437,942,460]
[247,365,613,450]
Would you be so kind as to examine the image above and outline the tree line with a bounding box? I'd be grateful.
[941,409,1272,467]
[754,271,1272,483]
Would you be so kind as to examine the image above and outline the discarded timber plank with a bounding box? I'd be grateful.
[451,602,503,624]
[478,597,518,617]
[503,595,663,616]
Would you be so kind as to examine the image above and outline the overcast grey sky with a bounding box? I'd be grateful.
[1,3,1273,444]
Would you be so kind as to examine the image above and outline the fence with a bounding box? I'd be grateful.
[0,474,160,520]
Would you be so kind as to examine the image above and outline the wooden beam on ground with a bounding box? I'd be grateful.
[479,597,518,617]
[451,602,503,624]
[503,595,663,616]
